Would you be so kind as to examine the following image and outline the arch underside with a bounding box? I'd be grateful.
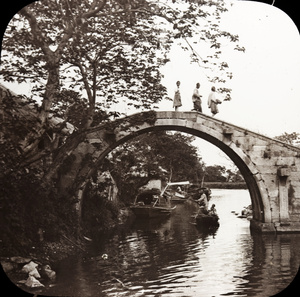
[97,124,267,224]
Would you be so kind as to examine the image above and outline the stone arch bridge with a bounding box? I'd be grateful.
[75,111,300,233]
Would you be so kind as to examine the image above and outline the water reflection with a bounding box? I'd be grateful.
[241,233,300,297]
[43,190,300,297]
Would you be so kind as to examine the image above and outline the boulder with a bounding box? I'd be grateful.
[25,276,44,288]
[21,261,38,274]
[1,261,15,273]
[41,265,56,281]
[17,280,27,285]
[10,256,32,264]
[29,268,41,279]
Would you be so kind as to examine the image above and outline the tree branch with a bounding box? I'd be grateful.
[82,0,108,19]
[19,7,53,57]
[55,0,108,56]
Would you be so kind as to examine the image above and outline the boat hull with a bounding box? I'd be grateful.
[171,197,186,204]
[196,213,219,229]
[130,205,176,218]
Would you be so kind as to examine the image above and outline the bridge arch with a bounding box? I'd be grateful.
[81,111,300,233]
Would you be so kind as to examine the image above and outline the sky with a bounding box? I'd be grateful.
[157,0,300,167]
[1,0,300,168]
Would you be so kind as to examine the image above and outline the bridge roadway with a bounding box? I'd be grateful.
[79,111,300,233]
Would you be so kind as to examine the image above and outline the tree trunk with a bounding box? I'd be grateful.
[40,59,60,124]
[21,58,60,158]
[43,131,87,184]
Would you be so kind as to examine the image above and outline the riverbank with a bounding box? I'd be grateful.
[203,182,247,189]
[1,207,135,294]
[1,232,87,294]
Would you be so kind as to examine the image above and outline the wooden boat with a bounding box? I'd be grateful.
[164,181,190,203]
[171,191,186,203]
[130,188,176,218]
[237,204,253,220]
[195,212,219,229]
[188,185,211,201]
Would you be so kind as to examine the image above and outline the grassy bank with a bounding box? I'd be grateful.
[202,182,247,189]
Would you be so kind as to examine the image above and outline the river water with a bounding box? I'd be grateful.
[42,189,300,297]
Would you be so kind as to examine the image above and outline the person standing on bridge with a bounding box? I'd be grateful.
[192,82,202,112]
[208,86,222,116]
[173,81,182,111]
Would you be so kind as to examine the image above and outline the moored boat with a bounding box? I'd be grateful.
[164,181,190,203]
[237,204,253,219]
[130,188,176,218]
[194,199,219,230]
[195,212,219,229]
[171,191,186,203]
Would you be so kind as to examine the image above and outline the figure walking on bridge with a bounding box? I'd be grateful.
[173,81,182,111]
[192,83,202,112]
[208,86,222,116]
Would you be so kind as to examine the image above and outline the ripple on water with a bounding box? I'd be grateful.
[42,190,300,297]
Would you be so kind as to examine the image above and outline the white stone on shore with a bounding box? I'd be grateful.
[29,267,41,279]
[42,265,56,280]
[25,276,45,288]
[21,261,38,274]
[10,256,32,264]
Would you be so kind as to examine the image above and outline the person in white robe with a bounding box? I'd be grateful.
[207,86,222,116]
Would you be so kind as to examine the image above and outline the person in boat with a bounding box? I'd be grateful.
[196,189,209,214]
[241,205,252,217]
[209,204,217,216]
[176,186,182,193]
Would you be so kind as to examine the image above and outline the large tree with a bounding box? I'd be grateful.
[0,0,243,245]
[0,0,242,203]
[1,0,241,124]
[204,165,227,182]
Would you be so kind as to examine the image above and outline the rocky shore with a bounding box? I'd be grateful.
[0,234,87,295]
[2,256,56,288]
[1,207,134,295]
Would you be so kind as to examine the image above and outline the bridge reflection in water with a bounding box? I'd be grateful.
[43,190,300,297]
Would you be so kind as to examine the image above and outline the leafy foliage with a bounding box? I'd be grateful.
[274,132,300,146]
[0,89,79,249]
[108,130,205,204]
[0,161,78,249]
[1,0,241,123]
[204,165,244,183]
[81,179,119,236]
[0,88,41,175]
[51,89,115,128]
[204,165,227,182]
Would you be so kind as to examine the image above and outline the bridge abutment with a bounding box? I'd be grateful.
[250,220,277,233]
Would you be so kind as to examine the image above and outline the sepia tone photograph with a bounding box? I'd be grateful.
[0,0,299,296]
